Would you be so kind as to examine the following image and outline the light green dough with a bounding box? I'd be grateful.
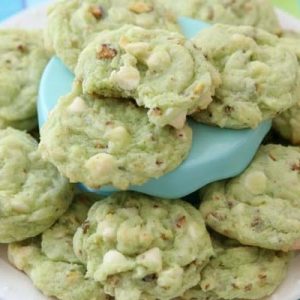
[0,128,73,243]
[273,32,300,144]
[200,144,300,251]
[39,83,192,190]
[8,194,106,300]
[75,25,220,128]
[157,0,281,35]
[73,192,214,300]
[8,240,106,300]
[42,193,98,264]
[0,29,49,131]
[45,0,178,70]
[182,233,290,300]
[192,24,300,129]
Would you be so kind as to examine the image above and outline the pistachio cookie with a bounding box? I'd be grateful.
[157,0,280,35]
[73,192,214,300]
[75,25,220,128]
[39,83,192,190]
[8,194,106,300]
[200,144,300,251]
[41,193,98,263]
[182,233,290,300]
[0,128,73,243]
[45,0,178,70]
[0,29,49,130]
[273,32,300,144]
[192,24,300,129]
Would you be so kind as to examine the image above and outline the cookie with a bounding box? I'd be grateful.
[39,82,192,190]
[41,193,98,264]
[75,25,220,128]
[0,128,73,243]
[192,24,300,129]
[8,194,106,300]
[157,0,281,35]
[182,233,290,300]
[273,32,300,145]
[73,192,214,300]
[200,144,300,251]
[0,29,49,131]
[45,0,178,70]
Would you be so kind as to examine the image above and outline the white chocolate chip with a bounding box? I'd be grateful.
[146,50,171,72]
[85,153,116,178]
[122,42,150,58]
[137,247,162,273]
[111,66,140,90]
[68,97,87,113]
[244,171,267,194]
[188,223,199,241]
[98,221,116,241]
[169,111,187,129]
[105,126,131,147]
[94,250,134,281]
[103,250,127,265]
[157,266,183,289]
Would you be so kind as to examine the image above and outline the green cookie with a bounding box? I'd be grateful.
[157,0,281,35]
[75,25,220,128]
[273,31,300,145]
[39,82,192,190]
[200,144,300,251]
[8,194,106,300]
[42,193,98,264]
[182,233,290,300]
[73,192,214,300]
[0,29,49,131]
[192,24,300,129]
[45,0,178,70]
[0,128,73,243]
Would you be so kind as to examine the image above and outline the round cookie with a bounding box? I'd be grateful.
[0,29,49,131]
[42,193,98,264]
[75,25,220,128]
[45,0,178,70]
[157,0,281,35]
[39,82,192,190]
[273,32,300,145]
[73,192,214,300]
[0,128,73,243]
[200,144,300,251]
[8,194,106,300]
[191,24,300,129]
[186,233,290,300]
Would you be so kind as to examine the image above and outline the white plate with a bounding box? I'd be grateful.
[1,3,300,300]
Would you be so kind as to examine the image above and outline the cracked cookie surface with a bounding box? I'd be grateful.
[45,0,178,70]
[75,25,220,128]
[192,25,300,129]
[8,194,106,300]
[73,192,214,300]
[181,233,290,300]
[39,83,192,190]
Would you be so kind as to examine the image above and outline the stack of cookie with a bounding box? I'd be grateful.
[1,1,300,300]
